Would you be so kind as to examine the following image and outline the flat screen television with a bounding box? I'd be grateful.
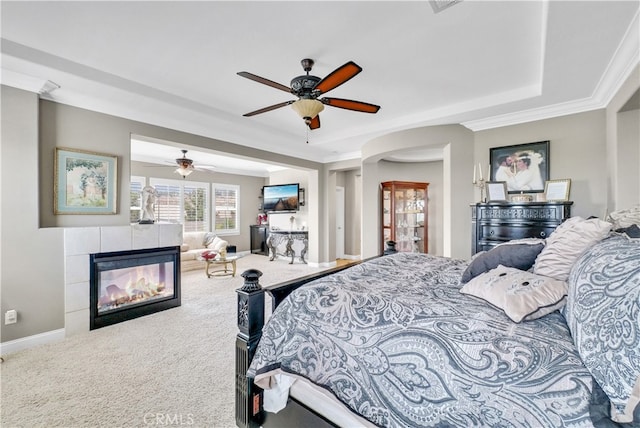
[263,183,299,212]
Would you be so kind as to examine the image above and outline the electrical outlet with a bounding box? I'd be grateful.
[4,310,17,325]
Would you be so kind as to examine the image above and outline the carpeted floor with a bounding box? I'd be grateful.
[0,255,329,428]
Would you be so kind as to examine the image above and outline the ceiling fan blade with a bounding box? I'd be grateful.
[313,61,362,95]
[308,115,320,130]
[321,97,380,114]
[237,71,291,93]
[243,100,294,117]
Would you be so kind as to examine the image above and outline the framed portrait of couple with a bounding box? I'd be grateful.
[489,141,550,194]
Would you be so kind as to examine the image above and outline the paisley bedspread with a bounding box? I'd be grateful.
[249,253,603,427]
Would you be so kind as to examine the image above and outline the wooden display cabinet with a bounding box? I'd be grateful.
[381,181,429,254]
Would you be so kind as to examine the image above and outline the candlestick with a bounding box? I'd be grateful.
[474,178,486,203]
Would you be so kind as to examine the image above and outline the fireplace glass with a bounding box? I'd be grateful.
[90,246,181,329]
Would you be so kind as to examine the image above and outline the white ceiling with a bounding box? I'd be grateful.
[2,1,639,169]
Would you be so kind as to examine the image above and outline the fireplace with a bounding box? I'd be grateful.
[90,246,181,330]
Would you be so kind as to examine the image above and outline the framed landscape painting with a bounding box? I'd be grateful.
[54,147,118,214]
[489,140,550,194]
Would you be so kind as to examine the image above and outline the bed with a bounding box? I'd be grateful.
[235,216,640,428]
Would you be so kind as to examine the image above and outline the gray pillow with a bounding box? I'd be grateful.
[461,239,545,284]
[563,235,640,423]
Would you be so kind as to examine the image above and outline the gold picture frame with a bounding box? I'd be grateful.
[486,181,508,201]
[544,179,571,202]
[54,147,118,214]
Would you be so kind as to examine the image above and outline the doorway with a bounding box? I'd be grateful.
[336,186,345,259]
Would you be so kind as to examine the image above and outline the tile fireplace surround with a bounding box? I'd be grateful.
[64,224,182,336]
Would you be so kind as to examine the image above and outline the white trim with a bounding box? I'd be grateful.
[340,254,361,260]
[0,329,66,356]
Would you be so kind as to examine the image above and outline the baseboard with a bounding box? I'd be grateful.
[339,254,361,260]
[307,260,337,268]
[0,328,65,356]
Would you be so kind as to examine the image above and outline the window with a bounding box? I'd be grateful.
[183,183,208,232]
[130,176,145,223]
[150,178,209,232]
[213,184,239,235]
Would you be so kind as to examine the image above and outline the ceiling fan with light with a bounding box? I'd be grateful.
[143,149,214,178]
[175,149,195,178]
[238,59,380,130]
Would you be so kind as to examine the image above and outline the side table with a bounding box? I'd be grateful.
[204,256,238,278]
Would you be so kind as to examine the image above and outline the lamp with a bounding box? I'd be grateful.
[291,99,324,125]
[175,165,194,178]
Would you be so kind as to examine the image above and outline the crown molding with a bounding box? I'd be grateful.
[0,68,59,94]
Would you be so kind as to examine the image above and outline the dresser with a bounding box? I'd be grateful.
[472,201,573,255]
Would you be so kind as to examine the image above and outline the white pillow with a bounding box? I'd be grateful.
[533,216,611,281]
[460,265,568,323]
[209,236,228,252]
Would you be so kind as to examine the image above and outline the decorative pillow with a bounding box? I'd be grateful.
[209,236,228,252]
[607,205,640,230]
[180,243,190,252]
[460,238,545,284]
[564,235,640,423]
[533,216,612,281]
[460,265,568,323]
[202,232,216,248]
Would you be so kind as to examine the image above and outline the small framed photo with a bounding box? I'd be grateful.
[54,147,118,214]
[544,179,571,202]
[489,140,549,194]
[486,181,508,201]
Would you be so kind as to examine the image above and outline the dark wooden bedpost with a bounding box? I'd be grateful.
[235,269,265,428]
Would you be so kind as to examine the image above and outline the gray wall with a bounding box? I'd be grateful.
[2,63,638,344]
[475,109,609,219]
[607,64,640,210]
[360,125,475,260]
[130,160,267,252]
[377,160,444,256]
[1,87,65,342]
[343,170,362,257]
[39,100,323,229]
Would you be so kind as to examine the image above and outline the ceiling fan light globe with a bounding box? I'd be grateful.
[291,99,324,120]
[175,167,194,178]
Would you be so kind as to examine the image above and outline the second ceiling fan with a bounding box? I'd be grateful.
[238,59,380,130]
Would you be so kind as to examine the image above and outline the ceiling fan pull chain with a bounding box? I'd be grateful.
[306,127,309,144]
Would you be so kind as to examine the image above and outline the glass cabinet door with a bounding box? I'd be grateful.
[381,181,428,254]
